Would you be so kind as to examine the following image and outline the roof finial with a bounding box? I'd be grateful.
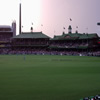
[68,25,72,33]
[31,27,33,32]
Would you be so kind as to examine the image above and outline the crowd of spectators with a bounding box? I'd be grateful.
[50,42,89,48]
[0,37,100,56]
[0,48,100,57]
[0,33,12,42]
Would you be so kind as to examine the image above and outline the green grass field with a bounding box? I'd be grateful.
[0,55,100,100]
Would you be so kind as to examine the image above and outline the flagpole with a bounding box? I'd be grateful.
[41,24,43,32]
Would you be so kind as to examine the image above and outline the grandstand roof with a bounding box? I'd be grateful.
[52,32,98,40]
[13,32,50,39]
[0,25,11,28]
[0,25,12,32]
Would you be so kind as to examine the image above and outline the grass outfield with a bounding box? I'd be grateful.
[0,55,100,100]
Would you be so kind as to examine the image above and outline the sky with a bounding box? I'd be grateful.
[0,0,100,37]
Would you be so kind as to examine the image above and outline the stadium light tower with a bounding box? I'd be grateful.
[19,1,22,34]
[97,22,100,26]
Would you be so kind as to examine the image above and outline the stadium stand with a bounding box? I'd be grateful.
[11,32,50,54]
[0,25,13,54]
[49,32,100,56]
[0,24,100,56]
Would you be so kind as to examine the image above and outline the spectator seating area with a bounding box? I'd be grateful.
[0,31,100,56]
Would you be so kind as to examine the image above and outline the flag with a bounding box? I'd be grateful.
[76,26,78,28]
[70,18,72,21]
[63,27,65,29]
[86,28,88,30]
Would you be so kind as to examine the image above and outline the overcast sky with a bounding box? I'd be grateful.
[0,0,100,37]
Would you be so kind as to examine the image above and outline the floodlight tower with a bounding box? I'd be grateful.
[97,22,100,36]
[97,22,100,26]
[19,1,22,34]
